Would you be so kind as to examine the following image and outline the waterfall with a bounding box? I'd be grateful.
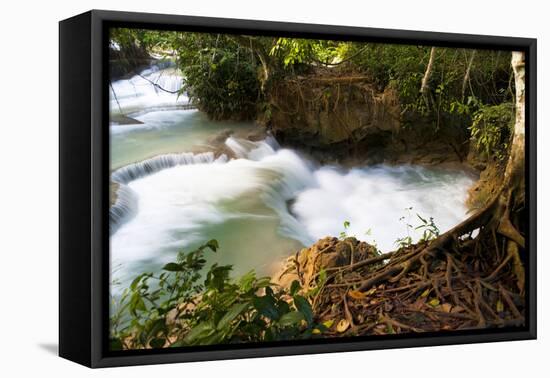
[109,133,475,290]
[225,135,280,160]
[291,164,475,252]
[109,184,138,235]
[111,152,227,185]
[109,151,228,234]
[225,137,317,245]
[109,66,190,119]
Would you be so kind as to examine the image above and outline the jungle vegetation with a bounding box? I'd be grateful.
[109,29,526,350]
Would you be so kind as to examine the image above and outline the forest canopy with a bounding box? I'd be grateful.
[110,28,514,159]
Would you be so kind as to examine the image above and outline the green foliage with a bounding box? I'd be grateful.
[110,29,514,161]
[394,235,413,250]
[395,207,414,249]
[110,240,327,350]
[415,214,440,242]
[346,45,512,128]
[469,102,514,159]
[174,34,262,120]
[110,28,177,53]
[339,220,351,239]
[269,38,340,68]
[395,207,440,249]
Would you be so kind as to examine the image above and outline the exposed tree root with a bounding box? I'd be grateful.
[287,147,525,337]
[278,131,526,337]
[273,52,527,339]
[298,204,526,336]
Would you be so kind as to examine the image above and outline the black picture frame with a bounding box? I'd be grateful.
[59,9,537,368]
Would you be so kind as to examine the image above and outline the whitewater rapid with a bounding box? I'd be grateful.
[108,63,475,290]
[109,65,189,118]
[110,136,475,289]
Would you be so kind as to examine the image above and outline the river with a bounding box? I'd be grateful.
[109,66,476,293]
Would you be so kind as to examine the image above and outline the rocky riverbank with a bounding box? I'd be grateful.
[262,68,471,168]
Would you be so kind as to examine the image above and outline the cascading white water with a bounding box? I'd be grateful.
[109,151,228,234]
[109,184,138,235]
[291,165,475,251]
[111,151,226,185]
[110,135,475,291]
[109,65,189,118]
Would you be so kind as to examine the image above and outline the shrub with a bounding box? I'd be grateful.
[469,102,514,159]
[110,240,327,350]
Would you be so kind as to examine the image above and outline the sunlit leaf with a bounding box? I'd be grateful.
[348,290,367,300]
[336,319,350,333]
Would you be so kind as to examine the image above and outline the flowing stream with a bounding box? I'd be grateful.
[109,67,476,293]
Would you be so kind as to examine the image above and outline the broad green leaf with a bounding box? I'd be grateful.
[205,239,219,252]
[253,295,279,320]
[278,311,305,328]
[290,280,301,296]
[293,295,313,325]
[130,274,145,291]
[217,302,249,330]
[198,331,224,345]
[149,338,165,349]
[183,321,216,345]
[239,271,256,293]
[162,262,183,272]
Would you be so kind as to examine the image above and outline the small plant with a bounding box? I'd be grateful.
[339,220,351,239]
[394,207,414,249]
[110,240,328,350]
[415,214,440,242]
[363,228,379,250]
[394,208,440,249]
[306,269,328,298]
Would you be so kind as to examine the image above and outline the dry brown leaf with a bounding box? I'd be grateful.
[439,303,452,313]
[336,319,350,333]
[451,305,465,313]
[348,290,367,300]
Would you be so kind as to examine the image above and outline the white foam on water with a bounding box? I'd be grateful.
[291,165,475,252]
[109,67,189,117]
[110,135,475,290]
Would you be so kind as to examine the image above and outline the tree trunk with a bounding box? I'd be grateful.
[230,35,272,91]
[495,51,526,292]
[505,51,526,191]
[420,47,436,96]
[306,51,527,334]
[461,50,476,101]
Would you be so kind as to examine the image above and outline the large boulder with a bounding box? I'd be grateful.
[275,236,379,291]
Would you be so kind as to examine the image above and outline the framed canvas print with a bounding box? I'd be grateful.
[59,10,537,368]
